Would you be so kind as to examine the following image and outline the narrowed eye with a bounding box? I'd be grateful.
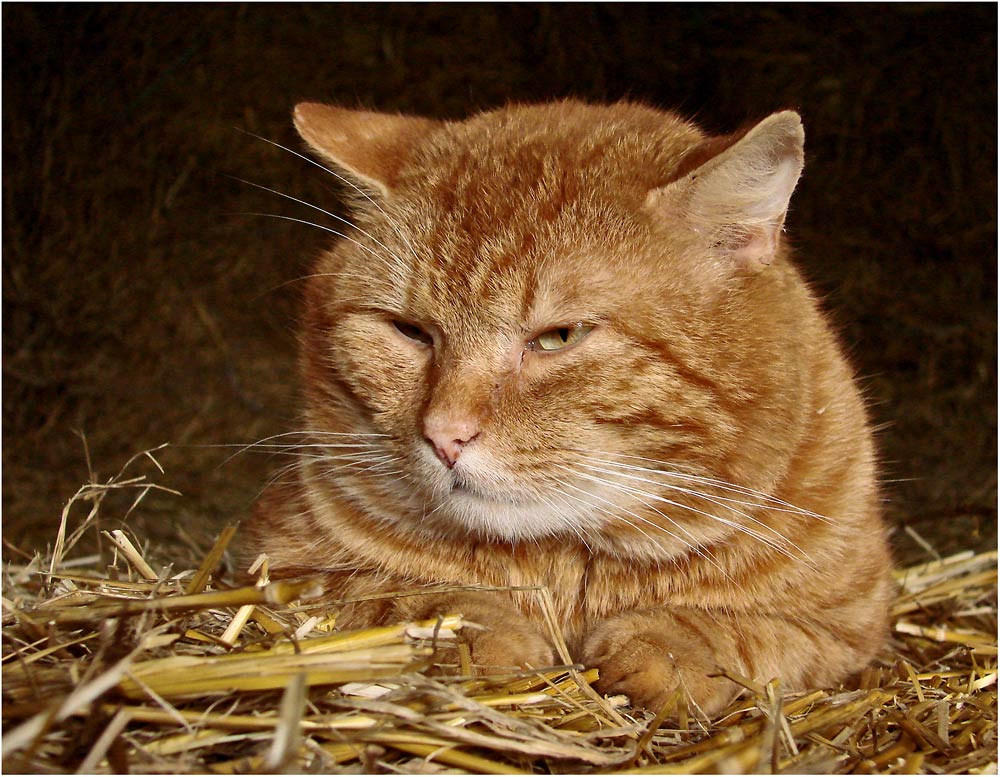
[529,323,594,352]
[392,319,433,346]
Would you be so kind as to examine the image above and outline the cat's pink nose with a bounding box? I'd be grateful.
[424,417,479,468]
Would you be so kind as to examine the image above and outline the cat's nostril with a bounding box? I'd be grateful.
[432,438,468,468]
[424,418,479,468]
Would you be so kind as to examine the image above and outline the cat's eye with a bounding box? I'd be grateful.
[392,319,433,346]
[528,323,594,352]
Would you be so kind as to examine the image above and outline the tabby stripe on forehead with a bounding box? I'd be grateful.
[518,261,539,325]
[432,149,469,215]
[483,237,528,284]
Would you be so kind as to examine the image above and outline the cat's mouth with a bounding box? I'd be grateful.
[448,472,517,505]
[449,476,492,499]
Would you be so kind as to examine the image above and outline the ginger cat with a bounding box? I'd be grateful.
[247,100,893,716]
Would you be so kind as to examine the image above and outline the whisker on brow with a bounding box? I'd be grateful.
[232,212,408,285]
[229,175,410,273]
[238,128,422,263]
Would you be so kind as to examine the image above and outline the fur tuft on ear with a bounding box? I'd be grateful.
[647,111,805,272]
[293,103,438,198]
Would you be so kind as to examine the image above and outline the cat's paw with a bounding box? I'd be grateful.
[463,621,556,671]
[396,591,556,672]
[581,612,739,715]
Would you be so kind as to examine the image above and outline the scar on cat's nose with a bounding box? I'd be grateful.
[424,417,479,468]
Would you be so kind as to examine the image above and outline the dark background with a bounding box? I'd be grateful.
[3,4,996,563]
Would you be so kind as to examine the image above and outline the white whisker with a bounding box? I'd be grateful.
[238,128,422,263]
[557,463,808,567]
[573,448,831,523]
[212,431,388,466]
[575,461,800,555]
[233,212,408,284]
[229,176,410,274]
[537,490,595,552]
[553,480,692,555]
[552,472,733,581]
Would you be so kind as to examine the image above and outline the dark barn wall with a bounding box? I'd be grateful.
[3,4,996,559]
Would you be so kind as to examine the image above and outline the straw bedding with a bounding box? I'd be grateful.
[3,464,996,774]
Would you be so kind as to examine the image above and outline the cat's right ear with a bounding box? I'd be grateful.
[646,111,805,273]
[293,103,437,198]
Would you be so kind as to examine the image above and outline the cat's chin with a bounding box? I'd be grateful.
[438,488,594,543]
[428,492,702,559]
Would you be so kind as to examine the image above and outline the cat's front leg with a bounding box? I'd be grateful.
[581,608,741,715]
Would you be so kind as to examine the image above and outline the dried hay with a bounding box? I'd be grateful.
[3,464,996,774]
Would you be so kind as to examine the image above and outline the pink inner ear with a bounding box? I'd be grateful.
[730,227,779,271]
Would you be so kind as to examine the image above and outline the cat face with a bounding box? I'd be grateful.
[296,101,808,555]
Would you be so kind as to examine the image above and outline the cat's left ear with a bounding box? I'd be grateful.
[293,103,438,198]
[646,111,804,272]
